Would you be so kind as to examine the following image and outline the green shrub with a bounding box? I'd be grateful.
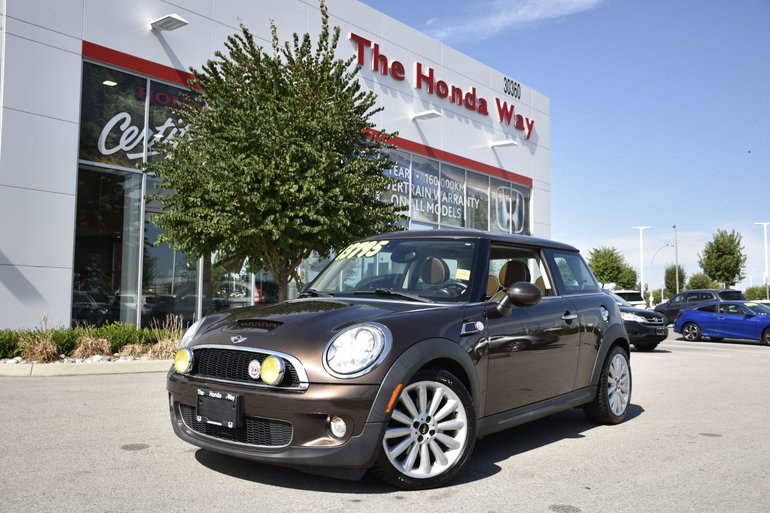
[744,286,769,301]
[50,328,80,356]
[92,322,141,353]
[0,330,21,359]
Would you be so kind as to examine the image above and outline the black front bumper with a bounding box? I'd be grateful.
[624,321,668,344]
[167,371,386,480]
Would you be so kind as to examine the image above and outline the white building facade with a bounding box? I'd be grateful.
[0,0,550,329]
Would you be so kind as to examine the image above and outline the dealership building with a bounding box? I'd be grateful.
[0,0,551,330]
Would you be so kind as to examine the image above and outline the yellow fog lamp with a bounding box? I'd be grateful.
[260,355,286,385]
[173,348,194,374]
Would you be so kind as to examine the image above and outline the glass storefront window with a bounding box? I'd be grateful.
[147,80,193,163]
[142,214,201,325]
[79,62,148,169]
[439,163,465,227]
[410,155,439,225]
[381,149,411,216]
[466,171,490,231]
[72,168,142,326]
[490,177,513,233]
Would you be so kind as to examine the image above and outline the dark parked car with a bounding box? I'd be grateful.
[674,300,770,345]
[605,290,667,351]
[167,230,632,489]
[654,289,746,324]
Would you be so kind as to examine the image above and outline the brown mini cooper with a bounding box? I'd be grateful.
[167,230,631,489]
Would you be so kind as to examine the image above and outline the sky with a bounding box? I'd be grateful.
[359,0,770,293]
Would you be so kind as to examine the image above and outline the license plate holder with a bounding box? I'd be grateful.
[656,327,666,336]
[196,388,241,429]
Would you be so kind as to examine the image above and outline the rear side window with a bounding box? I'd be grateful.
[697,304,717,313]
[546,250,599,295]
[719,291,747,300]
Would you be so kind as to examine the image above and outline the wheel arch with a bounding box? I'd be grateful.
[589,324,631,387]
[365,338,480,424]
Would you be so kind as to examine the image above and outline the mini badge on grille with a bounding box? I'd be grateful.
[230,335,247,344]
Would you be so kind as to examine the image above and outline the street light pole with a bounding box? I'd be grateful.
[650,243,671,306]
[632,226,650,298]
[673,224,680,293]
[755,222,770,300]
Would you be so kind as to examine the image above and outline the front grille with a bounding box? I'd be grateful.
[642,316,664,324]
[192,348,301,388]
[236,319,282,331]
[179,404,292,447]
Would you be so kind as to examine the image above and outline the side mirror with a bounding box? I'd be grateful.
[497,281,543,316]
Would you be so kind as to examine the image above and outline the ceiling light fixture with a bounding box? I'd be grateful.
[150,13,189,31]
[410,109,442,121]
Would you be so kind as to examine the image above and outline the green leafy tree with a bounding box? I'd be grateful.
[743,286,768,300]
[698,229,747,287]
[146,1,401,300]
[616,265,638,290]
[687,273,718,290]
[587,246,636,288]
[664,264,686,294]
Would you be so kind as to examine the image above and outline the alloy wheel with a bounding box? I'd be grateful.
[607,353,630,416]
[382,380,469,479]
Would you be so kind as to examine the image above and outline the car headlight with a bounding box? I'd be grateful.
[323,323,391,378]
[620,311,646,323]
[173,347,194,374]
[180,317,204,347]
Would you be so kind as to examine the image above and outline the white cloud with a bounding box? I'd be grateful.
[430,0,605,42]
[425,17,437,26]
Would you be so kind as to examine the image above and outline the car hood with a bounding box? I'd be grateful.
[188,297,466,382]
[619,305,664,320]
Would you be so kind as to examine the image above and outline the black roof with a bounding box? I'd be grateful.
[364,229,579,252]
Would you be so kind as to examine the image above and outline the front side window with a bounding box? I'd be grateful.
[547,250,599,295]
[719,303,749,316]
[487,245,553,299]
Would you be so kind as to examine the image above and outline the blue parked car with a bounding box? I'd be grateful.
[674,301,770,345]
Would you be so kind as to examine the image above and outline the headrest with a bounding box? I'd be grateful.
[420,257,449,285]
[499,260,530,288]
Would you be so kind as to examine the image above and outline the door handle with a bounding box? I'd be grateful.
[562,313,578,321]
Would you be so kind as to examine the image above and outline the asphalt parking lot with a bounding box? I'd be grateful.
[1,331,769,513]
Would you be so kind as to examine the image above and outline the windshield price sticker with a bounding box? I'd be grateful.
[456,269,471,281]
[337,240,389,260]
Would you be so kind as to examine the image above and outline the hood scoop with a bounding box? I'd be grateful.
[235,318,283,332]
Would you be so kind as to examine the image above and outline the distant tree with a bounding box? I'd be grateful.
[616,265,638,290]
[664,264,686,293]
[743,286,768,300]
[146,1,401,300]
[687,273,718,290]
[698,229,747,287]
[588,247,635,288]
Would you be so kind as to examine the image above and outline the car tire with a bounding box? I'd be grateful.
[584,345,632,425]
[372,368,476,490]
[633,342,659,352]
[682,322,701,341]
[762,328,770,346]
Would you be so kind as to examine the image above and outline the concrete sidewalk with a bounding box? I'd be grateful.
[0,359,172,377]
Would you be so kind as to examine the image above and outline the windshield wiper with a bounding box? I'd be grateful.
[299,288,335,298]
[352,288,433,303]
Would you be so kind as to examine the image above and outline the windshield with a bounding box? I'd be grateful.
[308,239,477,303]
[746,302,770,315]
[605,290,632,307]
[616,291,644,302]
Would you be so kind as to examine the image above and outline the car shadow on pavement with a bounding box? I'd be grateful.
[194,403,644,492]
[455,404,644,485]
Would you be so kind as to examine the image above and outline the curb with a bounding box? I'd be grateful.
[0,360,172,377]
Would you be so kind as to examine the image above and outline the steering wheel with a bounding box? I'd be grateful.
[432,279,469,297]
